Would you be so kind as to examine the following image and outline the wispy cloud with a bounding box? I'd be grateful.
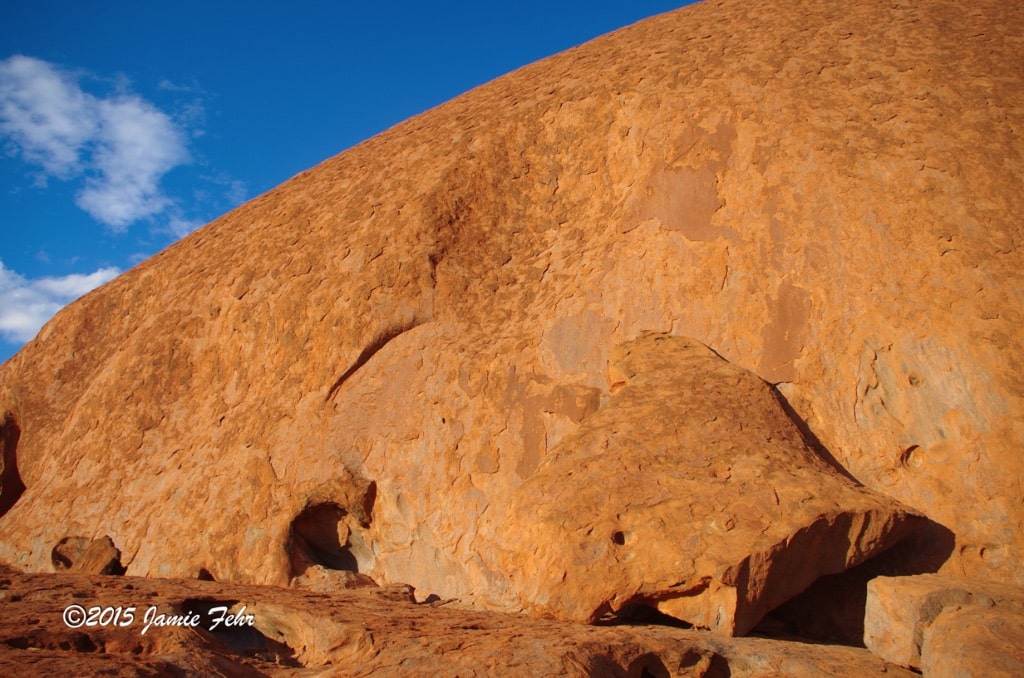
[0,55,190,230]
[0,259,120,343]
[166,214,204,239]
[157,78,204,94]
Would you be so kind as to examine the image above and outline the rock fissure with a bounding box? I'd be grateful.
[325,321,428,403]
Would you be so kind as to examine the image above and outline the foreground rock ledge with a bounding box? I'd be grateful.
[495,334,925,635]
[0,567,919,677]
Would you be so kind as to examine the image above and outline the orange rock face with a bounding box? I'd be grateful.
[0,0,1022,646]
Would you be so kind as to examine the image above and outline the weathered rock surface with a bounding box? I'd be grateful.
[492,333,923,634]
[0,567,919,676]
[864,573,1024,670]
[0,0,1022,649]
[921,605,1024,678]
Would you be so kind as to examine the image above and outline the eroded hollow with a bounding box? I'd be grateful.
[626,652,671,678]
[179,598,300,667]
[0,415,24,518]
[288,502,375,577]
[596,601,695,629]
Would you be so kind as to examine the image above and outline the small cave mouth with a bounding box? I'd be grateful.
[287,502,374,577]
[4,631,101,654]
[0,416,24,519]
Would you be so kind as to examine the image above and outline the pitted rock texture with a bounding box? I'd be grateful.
[0,0,1022,636]
[0,567,921,676]
[492,333,923,634]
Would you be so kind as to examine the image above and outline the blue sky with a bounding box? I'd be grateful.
[0,1,693,363]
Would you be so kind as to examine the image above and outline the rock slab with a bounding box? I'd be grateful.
[921,605,1024,678]
[864,573,1024,670]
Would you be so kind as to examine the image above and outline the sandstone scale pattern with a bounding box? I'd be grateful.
[0,0,1022,647]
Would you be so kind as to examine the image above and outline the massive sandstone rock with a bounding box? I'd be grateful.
[0,0,1022,639]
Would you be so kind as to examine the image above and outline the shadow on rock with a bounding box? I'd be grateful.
[761,520,957,646]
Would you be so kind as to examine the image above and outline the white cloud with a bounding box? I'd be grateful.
[0,56,95,178]
[0,259,120,344]
[0,55,190,230]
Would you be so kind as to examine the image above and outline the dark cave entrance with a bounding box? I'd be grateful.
[289,503,358,574]
[287,501,375,577]
[0,416,24,518]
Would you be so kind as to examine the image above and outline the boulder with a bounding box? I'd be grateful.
[290,564,377,592]
[493,333,924,634]
[51,536,123,576]
[921,605,1024,678]
[864,573,1024,669]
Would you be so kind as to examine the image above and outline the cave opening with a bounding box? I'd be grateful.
[287,501,378,578]
[0,416,24,518]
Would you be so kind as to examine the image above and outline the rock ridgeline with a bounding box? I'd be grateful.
[1,0,1024,673]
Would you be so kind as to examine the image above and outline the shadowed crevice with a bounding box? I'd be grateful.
[179,597,301,667]
[765,519,956,646]
[769,387,861,484]
[596,601,696,629]
[325,322,423,402]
